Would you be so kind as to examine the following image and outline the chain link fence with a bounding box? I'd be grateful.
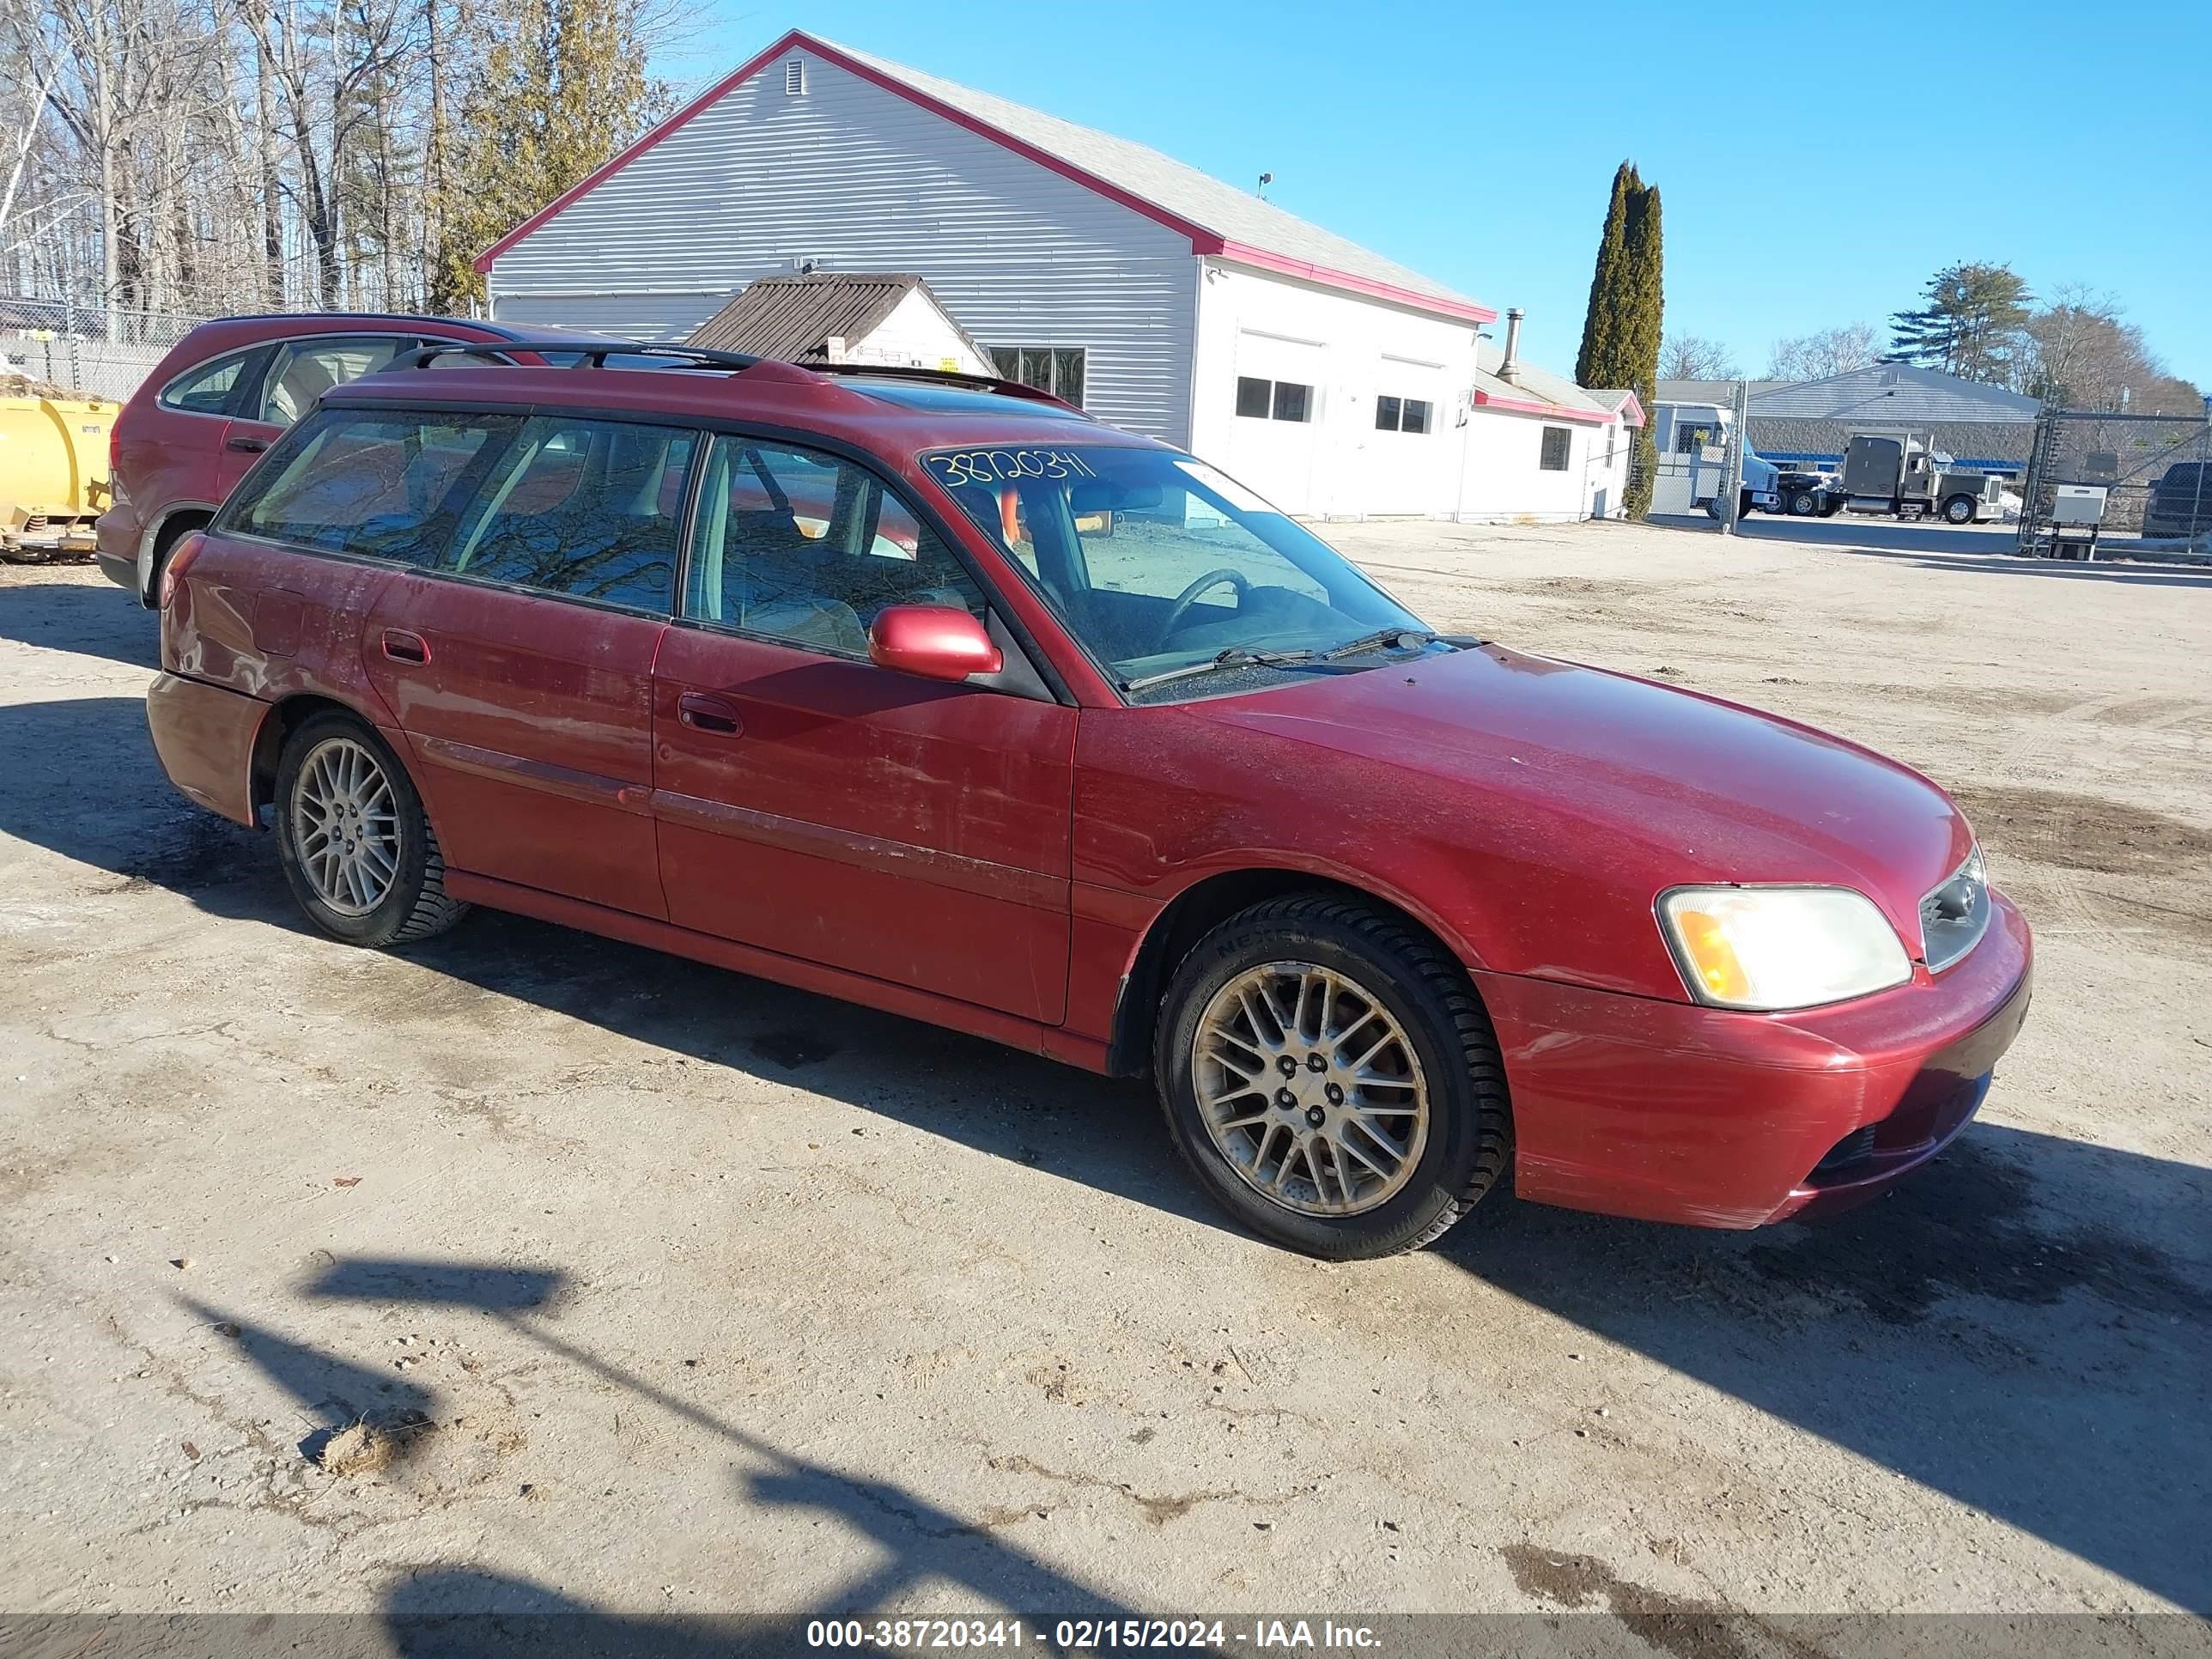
[2014,404,2212,559]
[1,295,220,402]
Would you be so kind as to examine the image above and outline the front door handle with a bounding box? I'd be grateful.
[678,691,744,736]
[381,628,429,665]
[227,434,271,454]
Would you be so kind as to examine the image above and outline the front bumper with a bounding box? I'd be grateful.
[1474,894,2033,1229]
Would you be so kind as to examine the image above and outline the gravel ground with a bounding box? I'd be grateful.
[1,519,2207,1641]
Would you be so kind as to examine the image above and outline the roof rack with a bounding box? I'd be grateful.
[396,340,762,371]
[392,337,1077,410]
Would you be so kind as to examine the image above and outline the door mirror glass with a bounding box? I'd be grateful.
[867,605,1001,683]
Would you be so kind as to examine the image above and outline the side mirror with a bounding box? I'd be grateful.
[867,605,1002,684]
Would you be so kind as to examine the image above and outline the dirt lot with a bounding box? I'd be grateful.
[2,520,2208,1642]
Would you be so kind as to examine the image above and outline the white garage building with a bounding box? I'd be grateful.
[477,29,1639,522]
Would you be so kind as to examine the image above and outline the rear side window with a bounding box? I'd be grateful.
[222,408,512,565]
[445,416,697,614]
[158,350,254,416]
[258,337,416,425]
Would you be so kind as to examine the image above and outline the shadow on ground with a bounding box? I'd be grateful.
[0,578,159,668]
[9,654,2210,1613]
[182,1258,1133,1648]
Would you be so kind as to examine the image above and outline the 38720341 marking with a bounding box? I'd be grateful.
[925,449,1099,488]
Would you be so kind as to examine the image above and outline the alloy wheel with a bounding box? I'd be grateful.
[290,736,401,916]
[1192,961,1431,1217]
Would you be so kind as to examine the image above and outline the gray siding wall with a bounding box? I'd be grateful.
[486,46,1199,444]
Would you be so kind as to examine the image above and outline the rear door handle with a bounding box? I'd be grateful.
[227,434,270,453]
[678,691,744,736]
[381,628,429,665]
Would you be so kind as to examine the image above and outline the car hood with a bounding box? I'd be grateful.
[1189,642,1975,936]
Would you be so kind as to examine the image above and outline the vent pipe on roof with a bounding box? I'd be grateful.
[1498,307,1526,385]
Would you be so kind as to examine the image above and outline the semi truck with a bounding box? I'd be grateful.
[1840,431,2008,525]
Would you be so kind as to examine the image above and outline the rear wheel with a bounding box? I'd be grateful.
[1154,895,1510,1259]
[274,711,467,946]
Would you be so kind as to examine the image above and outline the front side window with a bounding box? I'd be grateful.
[988,345,1085,407]
[159,350,254,416]
[446,416,697,612]
[258,336,416,425]
[926,445,1428,699]
[683,437,982,658]
[222,407,511,565]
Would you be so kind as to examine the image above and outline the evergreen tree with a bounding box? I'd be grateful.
[1887,263,2032,384]
[428,0,672,311]
[1574,163,1636,389]
[1620,180,1663,520]
[1576,162,1664,519]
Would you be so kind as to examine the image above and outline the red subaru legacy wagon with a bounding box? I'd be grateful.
[146,343,2032,1258]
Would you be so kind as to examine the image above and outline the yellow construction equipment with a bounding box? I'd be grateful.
[0,393,115,562]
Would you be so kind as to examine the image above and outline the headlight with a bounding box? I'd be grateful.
[1657,886,1912,1011]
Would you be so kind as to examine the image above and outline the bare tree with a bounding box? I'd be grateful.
[1767,323,1879,381]
[1660,332,1740,381]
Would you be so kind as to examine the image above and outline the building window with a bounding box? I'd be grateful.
[989,346,1085,407]
[1540,426,1572,471]
[1237,375,1312,422]
[1375,394,1431,434]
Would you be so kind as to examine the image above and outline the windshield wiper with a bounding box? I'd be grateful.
[1321,627,1483,661]
[1121,647,1328,693]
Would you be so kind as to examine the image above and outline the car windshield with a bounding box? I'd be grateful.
[925,445,1435,696]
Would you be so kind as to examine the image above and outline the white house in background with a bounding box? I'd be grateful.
[477,28,1640,522]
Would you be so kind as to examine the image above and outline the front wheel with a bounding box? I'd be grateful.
[1787,489,1819,516]
[1942,494,1978,525]
[274,711,468,947]
[1154,895,1511,1259]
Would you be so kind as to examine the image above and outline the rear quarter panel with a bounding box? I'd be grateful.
[163,535,403,726]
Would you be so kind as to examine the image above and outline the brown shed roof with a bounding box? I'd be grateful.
[685,272,988,366]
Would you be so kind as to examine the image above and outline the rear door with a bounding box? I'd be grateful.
[363,413,700,919]
[652,434,1076,1023]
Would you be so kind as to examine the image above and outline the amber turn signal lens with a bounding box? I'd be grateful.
[1671,907,1750,1003]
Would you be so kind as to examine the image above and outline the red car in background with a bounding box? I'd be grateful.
[143,343,2032,1258]
[94,314,629,605]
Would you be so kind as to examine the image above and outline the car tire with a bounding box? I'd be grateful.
[1787,489,1818,516]
[1703,497,1724,521]
[274,711,468,947]
[1942,494,1977,525]
[1153,893,1511,1259]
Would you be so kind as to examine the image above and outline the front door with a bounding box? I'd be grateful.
[652,434,1076,1024]
[363,411,700,919]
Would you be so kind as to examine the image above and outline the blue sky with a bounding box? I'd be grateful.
[680,1,2212,388]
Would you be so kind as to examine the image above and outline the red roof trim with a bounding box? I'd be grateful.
[474,33,1494,327]
[1471,388,1614,425]
[1213,243,1496,325]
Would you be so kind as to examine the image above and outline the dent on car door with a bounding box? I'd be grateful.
[651,434,1078,1024]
